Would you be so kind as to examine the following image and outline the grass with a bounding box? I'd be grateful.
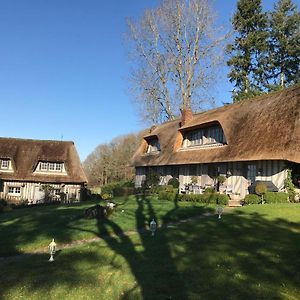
[0,195,212,256]
[0,198,300,299]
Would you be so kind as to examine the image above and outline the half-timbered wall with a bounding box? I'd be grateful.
[0,181,83,204]
[135,160,288,198]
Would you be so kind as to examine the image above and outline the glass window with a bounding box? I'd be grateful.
[183,124,225,147]
[1,160,9,169]
[146,138,160,153]
[55,163,62,171]
[8,186,21,194]
[40,162,48,170]
[39,162,64,172]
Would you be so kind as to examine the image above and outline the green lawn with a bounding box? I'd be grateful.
[0,195,212,256]
[1,198,300,299]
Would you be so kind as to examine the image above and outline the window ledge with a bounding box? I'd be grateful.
[142,151,161,156]
[179,143,226,151]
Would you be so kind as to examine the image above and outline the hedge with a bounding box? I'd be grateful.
[264,192,288,203]
[244,194,261,204]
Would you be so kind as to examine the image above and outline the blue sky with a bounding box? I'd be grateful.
[0,0,296,160]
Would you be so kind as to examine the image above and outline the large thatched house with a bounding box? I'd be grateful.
[0,138,87,204]
[131,86,300,199]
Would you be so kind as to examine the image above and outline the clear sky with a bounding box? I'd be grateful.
[0,0,296,161]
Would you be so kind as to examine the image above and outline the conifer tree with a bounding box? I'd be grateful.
[227,0,268,102]
[267,0,300,90]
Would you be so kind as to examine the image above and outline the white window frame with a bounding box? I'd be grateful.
[39,162,64,172]
[8,186,21,195]
[1,159,9,169]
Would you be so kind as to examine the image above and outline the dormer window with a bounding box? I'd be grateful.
[37,161,65,173]
[146,137,160,154]
[182,123,226,148]
[1,159,9,169]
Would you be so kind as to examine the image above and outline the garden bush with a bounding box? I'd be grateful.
[158,188,178,201]
[216,194,229,205]
[113,186,135,197]
[168,177,179,188]
[244,194,261,204]
[264,192,288,203]
[101,181,135,197]
[177,192,218,204]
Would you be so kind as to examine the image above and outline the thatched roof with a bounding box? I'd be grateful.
[0,138,88,184]
[132,85,300,166]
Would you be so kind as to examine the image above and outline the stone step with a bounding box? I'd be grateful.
[228,200,242,207]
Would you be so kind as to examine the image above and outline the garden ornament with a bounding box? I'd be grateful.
[48,238,57,262]
[150,219,157,236]
[216,206,224,219]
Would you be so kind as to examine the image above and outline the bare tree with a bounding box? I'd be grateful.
[83,133,142,187]
[127,0,227,124]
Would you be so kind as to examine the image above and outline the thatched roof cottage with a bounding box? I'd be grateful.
[131,86,300,200]
[0,138,87,204]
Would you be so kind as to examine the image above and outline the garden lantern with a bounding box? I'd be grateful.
[150,219,157,236]
[216,206,224,219]
[48,238,57,262]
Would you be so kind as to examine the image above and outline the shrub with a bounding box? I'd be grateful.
[191,176,198,184]
[113,187,135,197]
[158,188,178,201]
[216,194,229,205]
[101,193,112,200]
[264,192,288,203]
[244,194,261,204]
[177,192,218,204]
[255,183,267,196]
[204,187,215,194]
[217,175,226,185]
[146,173,160,187]
[168,177,179,188]
[284,169,296,202]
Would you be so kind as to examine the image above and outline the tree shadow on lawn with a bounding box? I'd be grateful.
[95,195,191,299]
[95,202,300,299]
[0,203,97,256]
[1,199,300,299]
[170,210,300,299]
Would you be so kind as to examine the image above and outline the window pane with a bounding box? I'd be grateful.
[55,163,62,171]
[41,162,48,170]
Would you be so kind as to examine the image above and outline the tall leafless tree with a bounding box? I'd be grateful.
[127,0,227,124]
[83,133,142,187]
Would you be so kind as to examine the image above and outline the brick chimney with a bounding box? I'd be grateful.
[180,108,193,126]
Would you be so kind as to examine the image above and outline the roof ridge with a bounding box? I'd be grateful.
[0,137,74,143]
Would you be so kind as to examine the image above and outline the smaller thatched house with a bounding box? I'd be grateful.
[0,138,87,204]
[131,86,300,199]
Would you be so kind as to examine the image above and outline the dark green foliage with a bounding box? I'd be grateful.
[216,194,229,205]
[217,176,226,185]
[244,194,261,204]
[204,187,215,194]
[0,199,8,213]
[113,187,135,197]
[101,181,135,196]
[284,169,296,202]
[227,0,269,102]
[158,187,178,202]
[177,192,219,204]
[255,183,268,201]
[146,173,161,187]
[267,0,300,89]
[265,192,288,203]
[168,177,179,188]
